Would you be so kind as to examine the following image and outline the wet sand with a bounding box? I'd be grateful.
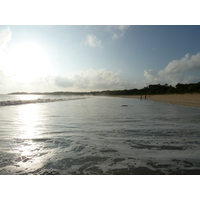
[109,94,200,108]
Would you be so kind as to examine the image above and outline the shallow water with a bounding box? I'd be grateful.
[0,95,200,174]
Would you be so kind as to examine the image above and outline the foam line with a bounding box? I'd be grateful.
[0,97,89,106]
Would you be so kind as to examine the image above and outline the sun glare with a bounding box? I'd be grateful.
[16,104,42,139]
[7,42,52,82]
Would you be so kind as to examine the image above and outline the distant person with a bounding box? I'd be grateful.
[140,95,142,100]
[145,95,146,100]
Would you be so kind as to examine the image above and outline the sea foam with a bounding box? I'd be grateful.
[0,97,89,106]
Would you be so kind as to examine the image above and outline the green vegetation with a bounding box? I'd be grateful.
[8,82,200,96]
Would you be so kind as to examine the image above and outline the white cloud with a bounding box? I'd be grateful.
[106,25,130,39]
[0,28,12,50]
[0,70,6,85]
[144,52,200,85]
[1,68,136,93]
[0,28,12,91]
[54,76,73,88]
[84,34,102,48]
[53,69,133,91]
[144,69,160,83]
[158,53,200,76]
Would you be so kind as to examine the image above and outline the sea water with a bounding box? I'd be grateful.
[0,94,200,175]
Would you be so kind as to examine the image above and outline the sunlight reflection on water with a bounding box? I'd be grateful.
[1,96,200,175]
[11,103,47,169]
[18,94,42,101]
[15,104,42,139]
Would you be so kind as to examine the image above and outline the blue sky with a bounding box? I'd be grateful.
[0,25,200,93]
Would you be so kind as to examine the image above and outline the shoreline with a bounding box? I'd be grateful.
[108,93,200,109]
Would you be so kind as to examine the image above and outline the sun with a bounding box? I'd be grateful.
[7,42,52,82]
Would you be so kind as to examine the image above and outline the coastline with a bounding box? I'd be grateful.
[108,93,200,109]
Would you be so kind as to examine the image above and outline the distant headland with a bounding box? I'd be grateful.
[8,82,200,96]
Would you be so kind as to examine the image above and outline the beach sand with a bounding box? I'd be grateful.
[109,94,200,108]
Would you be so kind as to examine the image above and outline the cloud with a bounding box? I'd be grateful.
[54,76,73,88]
[0,68,135,93]
[158,53,200,76]
[144,69,160,83]
[0,28,12,89]
[0,28,12,50]
[53,69,133,91]
[144,52,200,85]
[84,34,102,48]
[106,25,130,39]
[0,69,6,85]
[31,69,135,92]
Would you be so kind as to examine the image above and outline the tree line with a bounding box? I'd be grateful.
[9,82,200,96]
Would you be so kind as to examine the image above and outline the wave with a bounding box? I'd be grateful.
[0,96,89,106]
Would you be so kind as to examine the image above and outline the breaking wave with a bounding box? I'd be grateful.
[0,96,90,106]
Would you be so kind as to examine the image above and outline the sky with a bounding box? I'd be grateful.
[1,25,200,93]
[0,1,199,196]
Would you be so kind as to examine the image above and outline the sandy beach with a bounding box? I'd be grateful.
[110,93,200,109]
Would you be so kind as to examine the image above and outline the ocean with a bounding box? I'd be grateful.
[0,94,200,175]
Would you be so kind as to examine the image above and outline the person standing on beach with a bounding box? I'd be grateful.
[145,95,146,100]
[140,95,142,100]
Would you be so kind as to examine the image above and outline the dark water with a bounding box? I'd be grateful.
[0,95,200,174]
